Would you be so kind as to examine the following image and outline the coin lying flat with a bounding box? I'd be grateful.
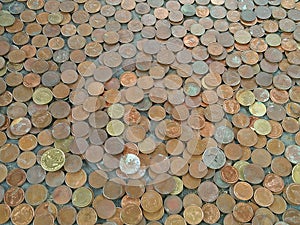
[41,148,65,172]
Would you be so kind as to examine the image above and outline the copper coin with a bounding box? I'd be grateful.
[57,205,77,225]
[11,203,34,225]
[45,170,65,188]
[6,168,26,186]
[53,185,72,205]
[76,207,98,225]
[92,196,116,219]
[197,181,219,203]
[0,204,11,224]
[4,186,25,207]
[244,163,265,184]
[232,202,254,223]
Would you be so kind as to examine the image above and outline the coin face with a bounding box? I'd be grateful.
[203,147,226,169]
[32,87,53,105]
[41,148,65,172]
[119,153,140,175]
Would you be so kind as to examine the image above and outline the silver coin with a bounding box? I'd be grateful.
[119,153,141,175]
[203,147,226,169]
[213,171,230,189]
[214,126,234,144]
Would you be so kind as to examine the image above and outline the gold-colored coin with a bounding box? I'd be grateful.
[107,103,125,119]
[236,89,255,106]
[165,214,186,225]
[141,190,163,213]
[0,10,15,27]
[170,176,183,195]
[143,206,164,221]
[120,204,143,225]
[54,136,74,153]
[48,12,64,25]
[41,148,65,172]
[249,102,266,117]
[32,87,53,105]
[72,187,93,208]
[106,120,125,136]
[253,119,272,135]
[233,160,249,181]
[183,205,204,225]
[292,164,300,184]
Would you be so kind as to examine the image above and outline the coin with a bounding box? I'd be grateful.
[183,205,203,225]
[32,87,53,105]
[0,10,15,26]
[106,120,125,136]
[40,148,65,172]
[120,204,143,225]
[72,187,93,208]
[119,153,140,175]
[202,147,226,169]
[141,190,163,213]
[253,119,272,135]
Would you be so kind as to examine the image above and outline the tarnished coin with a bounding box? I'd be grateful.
[0,10,15,27]
[214,126,234,144]
[41,148,65,172]
[202,147,226,169]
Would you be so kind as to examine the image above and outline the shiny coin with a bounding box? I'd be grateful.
[41,148,65,172]
[119,153,140,175]
[106,120,125,136]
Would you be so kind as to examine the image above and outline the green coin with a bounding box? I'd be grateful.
[0,10,15,27]
[181,4,196,17]
[183,82,201,96]
[107,103,125,119]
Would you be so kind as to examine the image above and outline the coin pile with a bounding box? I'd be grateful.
[0,0,300,224]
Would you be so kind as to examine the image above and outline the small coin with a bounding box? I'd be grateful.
[106,120,125,136]
[120,204,143,225]
[40,148,65,172]
[72,187,93,208]
[0,204,11,224]
[32,87,53,105]
[253,119,272,135]
[202,147,226,169]
[183,204,203,225]
[11,203,34,225]
[214,126,234,144]
[141,190,163,213]
[0,10,15,27]
[119,153,140,175]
